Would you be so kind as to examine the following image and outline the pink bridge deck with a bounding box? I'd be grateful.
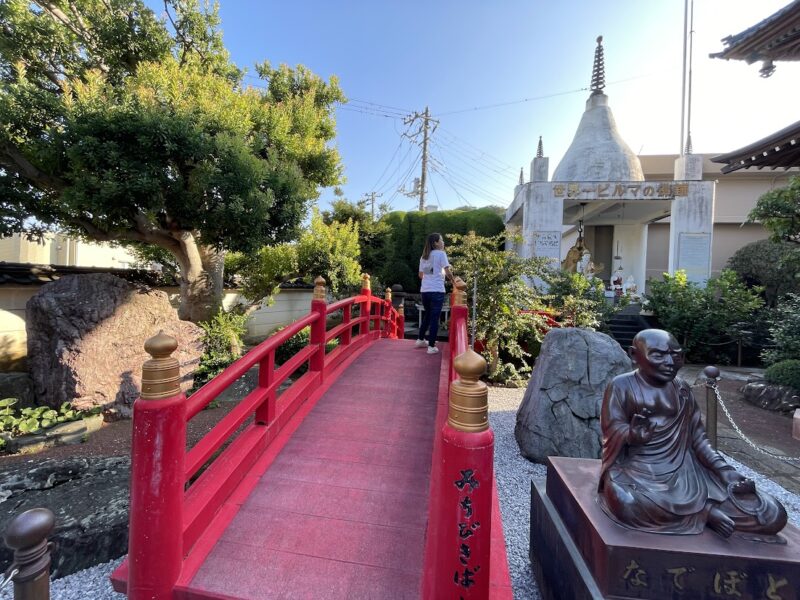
[123,338,512,599]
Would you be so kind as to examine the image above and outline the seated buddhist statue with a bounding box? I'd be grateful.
[598,329,787,538]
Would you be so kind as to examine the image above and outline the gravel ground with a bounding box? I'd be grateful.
[3,385,799,600]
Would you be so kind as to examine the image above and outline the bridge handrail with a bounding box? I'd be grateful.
[185,311,319,420]
[121,273,407,600]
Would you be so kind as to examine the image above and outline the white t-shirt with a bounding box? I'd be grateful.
[419,249,450,293]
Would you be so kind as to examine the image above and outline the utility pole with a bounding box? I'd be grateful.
[362,191,382,220]
[419,106,430,212]
[404,107,438,211]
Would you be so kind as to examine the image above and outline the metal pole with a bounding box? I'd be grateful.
[3,507,54,600]
[679,0,689,155]
[703,365,720,450]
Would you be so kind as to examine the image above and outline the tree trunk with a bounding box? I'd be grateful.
[173,233,224,323]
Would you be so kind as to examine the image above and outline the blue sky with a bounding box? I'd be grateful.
[154,1,800,212]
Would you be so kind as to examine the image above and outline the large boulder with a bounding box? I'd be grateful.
[0,456,130,578]
[27,274,203,415]
[515,328,631,463]
[741,381,800,413]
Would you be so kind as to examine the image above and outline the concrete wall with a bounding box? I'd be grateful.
[244,289,314,343]
[645,222,769,288]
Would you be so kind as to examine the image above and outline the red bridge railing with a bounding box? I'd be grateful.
[425,278,497,599]
[118,273,403,600]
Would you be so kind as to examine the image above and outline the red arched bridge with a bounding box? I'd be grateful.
[111,275,512,599]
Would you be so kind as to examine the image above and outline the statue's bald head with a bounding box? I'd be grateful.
[630,329,683,385]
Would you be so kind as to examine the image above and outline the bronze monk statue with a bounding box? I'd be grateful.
[598,329,787,538]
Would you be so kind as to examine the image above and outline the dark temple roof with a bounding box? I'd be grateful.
[711,119,800,173]
[710,0,800,76]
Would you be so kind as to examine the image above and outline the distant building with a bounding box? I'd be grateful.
[505,37,796,292]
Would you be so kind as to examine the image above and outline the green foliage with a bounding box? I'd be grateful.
[543,270,616,330]
[296,208,361,296]
[274,326,338,376]
[448,231,551,383]
[238,243,299,302]
[322,198,391,277]
[192,310,248,391]
[748,176,800,245]
[0,1,344,321]
[645,270,764,363]
[0,399,100,442]
[379,208,504,292]
[237,208,362,302]
[727,239,800,306]
[764,360,800,391]
[762,293,800,366]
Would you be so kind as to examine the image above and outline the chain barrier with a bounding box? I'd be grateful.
[709,378,800,462]
[0,565,18,591]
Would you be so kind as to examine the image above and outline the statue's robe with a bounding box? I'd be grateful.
[597,372,786,535]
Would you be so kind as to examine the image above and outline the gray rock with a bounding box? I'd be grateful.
[26,274,203,415]
[515,328,631,463]
[0,373,35,408]
[0,456,130,578]
[741,381,800,413]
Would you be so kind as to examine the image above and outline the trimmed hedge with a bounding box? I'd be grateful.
[380,208,504,292]
[764,359,800,391]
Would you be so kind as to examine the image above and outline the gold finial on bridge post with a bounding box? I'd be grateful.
[361,273,371,291]
[453,277,467,306]
[385,287,392,302]
[141,331,181,400]
[313,276,327,301]
[448,349,488,432]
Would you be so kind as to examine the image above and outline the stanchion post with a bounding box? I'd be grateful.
[310,277,327,377]
[704,365,720,450]
[433,349,493,599]
[3,507,54,600]
[360,274,371,337]
[128,332,186,600]
[449,279,468,382]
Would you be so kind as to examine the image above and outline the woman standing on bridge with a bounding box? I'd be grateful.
[416,232,454,354]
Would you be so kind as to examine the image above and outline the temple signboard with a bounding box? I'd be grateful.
[551,181,689,201]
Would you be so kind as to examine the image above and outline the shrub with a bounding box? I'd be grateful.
[448,230,551,384]
[543,270,617,330]
[0,398,101,451]
[764,360,800,391]
[379,208,504,292]
[645,270,764,364]
[727,239,800,306]
[274,326,339,376]
[192,310,248,391]
[762,293,800,365]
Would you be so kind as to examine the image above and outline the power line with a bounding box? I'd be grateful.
[430,154,507,205]
[437,127,516,172]
[371,136,407,192]
[429,149,508,202]
[431,139,517,188]
[376,142,417,195]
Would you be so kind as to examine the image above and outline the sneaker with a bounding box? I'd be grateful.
[415,339,427,348]
[427,346,439,354]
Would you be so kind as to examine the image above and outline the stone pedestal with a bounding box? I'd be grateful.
[531,457,800,599]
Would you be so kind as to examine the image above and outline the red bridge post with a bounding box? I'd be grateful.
[128,331,186,600]
[360,274,371,337]
[310,276,327,378]
[384,287,394,339]
[436,349,494,599]
[397,302,405,340]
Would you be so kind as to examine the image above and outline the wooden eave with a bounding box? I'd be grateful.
[711,120,800,173]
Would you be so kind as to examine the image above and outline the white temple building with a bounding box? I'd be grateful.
[505,37,716,290]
